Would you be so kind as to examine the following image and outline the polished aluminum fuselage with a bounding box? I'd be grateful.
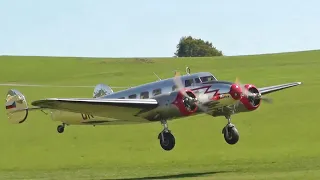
[104,72,217,99]
[51,72,241,125]
[6,71,301,126]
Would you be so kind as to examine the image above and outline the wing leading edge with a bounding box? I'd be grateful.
[31,98,159,121]
[258,82,302,95]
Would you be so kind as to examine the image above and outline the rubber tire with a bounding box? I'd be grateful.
[223,126,239,145]
[57,125,65,133]
[159,132,175,151]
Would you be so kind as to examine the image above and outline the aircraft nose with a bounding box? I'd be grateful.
[229,83,242,100]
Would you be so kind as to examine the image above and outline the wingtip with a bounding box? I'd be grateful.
[297,82,302,85]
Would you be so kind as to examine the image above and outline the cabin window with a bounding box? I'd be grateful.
[200,76,216,82]
[140,91,149,99]
[195,78,201,83]
[118,97,125,99]
[172,85,178,91]
[152,88,161,96]
[128,94,137,99]
[185,79,194,87]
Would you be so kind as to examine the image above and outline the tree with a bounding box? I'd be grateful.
[174,36,223,57]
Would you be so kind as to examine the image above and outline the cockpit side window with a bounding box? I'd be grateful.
[185,79,194,87]
[195,78,201,84]
[200,76,216,82]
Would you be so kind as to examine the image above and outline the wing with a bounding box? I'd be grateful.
[258,82,302,95]
[31,98,158,121]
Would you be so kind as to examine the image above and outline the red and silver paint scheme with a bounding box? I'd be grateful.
[4,67,302,151]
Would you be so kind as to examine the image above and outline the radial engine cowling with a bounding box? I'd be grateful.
[171,89,198,116]
[238,84,261,112]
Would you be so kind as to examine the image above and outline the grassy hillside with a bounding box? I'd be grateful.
[0,50,320,180]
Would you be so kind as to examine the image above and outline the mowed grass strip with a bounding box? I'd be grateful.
[0,50,319,180]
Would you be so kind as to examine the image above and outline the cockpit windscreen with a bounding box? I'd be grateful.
[200,76,216,82]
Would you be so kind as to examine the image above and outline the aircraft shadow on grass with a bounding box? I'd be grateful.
[102,171,229,180]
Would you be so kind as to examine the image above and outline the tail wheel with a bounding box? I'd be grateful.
[57,125,65,133]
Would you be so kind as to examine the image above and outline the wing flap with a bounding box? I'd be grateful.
[258,82,302,95]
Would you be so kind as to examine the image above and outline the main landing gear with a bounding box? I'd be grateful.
[57,123,66,133]
[158,120,175,151]
[222,115,239,145]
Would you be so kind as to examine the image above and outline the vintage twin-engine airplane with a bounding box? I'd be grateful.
[5,67,302,151]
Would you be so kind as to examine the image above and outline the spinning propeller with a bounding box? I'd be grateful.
[173,71,210,113]
[171,70,272,114]
[235,77,273,103]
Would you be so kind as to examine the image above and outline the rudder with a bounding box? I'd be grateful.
[93,83,114,98]
[5,89,29,124]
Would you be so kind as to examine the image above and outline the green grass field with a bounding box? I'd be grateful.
[1,50,320,180]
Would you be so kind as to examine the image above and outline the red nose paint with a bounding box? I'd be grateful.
[239,84,261,111]
[229,84,242,100]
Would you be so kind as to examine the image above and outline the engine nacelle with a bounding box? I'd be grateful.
[150,88,199,120]
[237,84,261,112]
[171,89,198,116]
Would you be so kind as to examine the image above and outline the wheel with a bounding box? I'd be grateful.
[57,125,64,133]
[223,125,239,145]
[159,131,175,151]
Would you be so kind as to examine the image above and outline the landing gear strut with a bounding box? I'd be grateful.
[158,120,175,151]
[57,123,66,133]
[222,115,239,145]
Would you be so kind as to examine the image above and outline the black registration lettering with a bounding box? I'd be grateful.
[81,113,94,120]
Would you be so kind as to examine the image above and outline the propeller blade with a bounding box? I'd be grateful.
[235,77,252,97]
[260,96,273,103]
[235,77,273,103]
[174,70,180,77]
[173,71,189,98]
[172,71,210,113]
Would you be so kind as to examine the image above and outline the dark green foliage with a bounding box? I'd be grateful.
[174,36,223,57]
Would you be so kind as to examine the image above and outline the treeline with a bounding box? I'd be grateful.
[174,36,223,57]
